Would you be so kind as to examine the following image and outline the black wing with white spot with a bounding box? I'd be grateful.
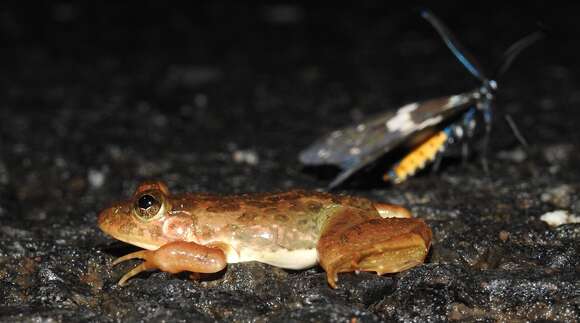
[299,93,476,188]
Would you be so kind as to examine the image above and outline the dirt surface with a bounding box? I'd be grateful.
[1,2,579,322]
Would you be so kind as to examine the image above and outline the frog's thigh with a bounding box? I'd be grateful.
[317,209,431,288]
[373,202,413,218]
[113,241,227,285]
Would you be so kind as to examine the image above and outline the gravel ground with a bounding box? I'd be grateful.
[0,2,579,322]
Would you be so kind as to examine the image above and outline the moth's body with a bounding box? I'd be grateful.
[98,182,431,288]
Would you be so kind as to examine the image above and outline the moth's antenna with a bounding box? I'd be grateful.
[494,32,542,149]
[495,31,544,79]
[421,10,488,83]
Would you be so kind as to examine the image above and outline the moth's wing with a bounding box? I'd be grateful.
[300,93,476,188]
[326,149,389,189]
[300,109,399,166]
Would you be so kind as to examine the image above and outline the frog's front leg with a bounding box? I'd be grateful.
[112,241,227,286]
[317,207,431,288]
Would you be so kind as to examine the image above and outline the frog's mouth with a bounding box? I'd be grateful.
[98,208,164,251]
[105,232,161,251]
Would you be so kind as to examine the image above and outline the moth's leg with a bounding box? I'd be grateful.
[480,104,492,175]
[504,114,529,148]
[432,124,462,174]
[431,147,444,174]
[460,107,478,164]
[317,207,431,288]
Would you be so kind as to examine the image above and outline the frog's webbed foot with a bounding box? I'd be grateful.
[317,208,431,288]
[112,241,227,286]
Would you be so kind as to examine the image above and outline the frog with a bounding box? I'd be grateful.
[98,181,432,288]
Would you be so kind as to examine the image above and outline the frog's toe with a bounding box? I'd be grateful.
[325,270,339,289]
[118,261,157,286]
[374,203,413,218]
[112,250,157,286]
[112,250,151,266]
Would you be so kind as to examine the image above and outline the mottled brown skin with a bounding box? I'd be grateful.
[318,210,432,286]
[98,181,431,288]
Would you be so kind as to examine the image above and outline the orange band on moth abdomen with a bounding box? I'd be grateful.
[385,130,449,184]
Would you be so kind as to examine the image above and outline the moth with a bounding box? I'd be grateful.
[299,10,542,189]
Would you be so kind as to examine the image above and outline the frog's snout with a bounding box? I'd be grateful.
[97,207,112,233]
[97,203,128,235]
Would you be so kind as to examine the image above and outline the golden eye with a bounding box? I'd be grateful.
[134,192,164,221]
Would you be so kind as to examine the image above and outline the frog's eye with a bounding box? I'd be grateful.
[134,191,165,221]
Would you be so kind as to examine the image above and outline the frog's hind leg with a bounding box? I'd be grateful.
[112,241,227,286]
[317,208,431,288]
[373,203,413,218]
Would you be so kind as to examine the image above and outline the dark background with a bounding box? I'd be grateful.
[1,2,579,322]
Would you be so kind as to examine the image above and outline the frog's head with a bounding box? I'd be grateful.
[98,181,194,250]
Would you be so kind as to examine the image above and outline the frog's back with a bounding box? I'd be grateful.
[173,190,377,269]
[182,190,376,227]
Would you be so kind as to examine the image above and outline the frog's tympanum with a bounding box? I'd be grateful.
[98,181,431,288]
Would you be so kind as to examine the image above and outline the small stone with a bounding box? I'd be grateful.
[541,185,574,208]
[499,231,510,242]
[543,144,573,164]
[232,150,259,166]
[540,210,580,227]
[497,148,527,163]
[88,169,106,188]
